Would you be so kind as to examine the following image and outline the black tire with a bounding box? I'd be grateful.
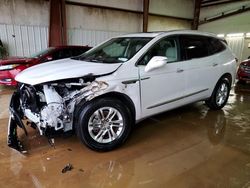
[75,98,133,151]
[205,77,231,110]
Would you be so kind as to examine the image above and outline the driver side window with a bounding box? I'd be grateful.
[139,37,179,66]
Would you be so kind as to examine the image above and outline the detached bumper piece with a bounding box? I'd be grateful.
[7,91,28,154]
[7,116,27,153]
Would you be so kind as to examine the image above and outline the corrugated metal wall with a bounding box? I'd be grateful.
[66,4,142,47]
[67,28,125,46]
[0,0,194,57]
[226,37,245,62]
[0,23,48,57]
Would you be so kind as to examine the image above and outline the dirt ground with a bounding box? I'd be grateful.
[0,83,250,188]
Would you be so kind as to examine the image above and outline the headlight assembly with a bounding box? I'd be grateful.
[0,64,20,71]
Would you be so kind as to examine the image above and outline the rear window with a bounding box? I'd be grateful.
[180,35,209,60]
[207,37,226,55]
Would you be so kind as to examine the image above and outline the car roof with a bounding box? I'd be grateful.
[119,32,164,38]
[115,30,218,39]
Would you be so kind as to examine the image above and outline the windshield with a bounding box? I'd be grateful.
[74,37,152,63]
[30,47,55,58]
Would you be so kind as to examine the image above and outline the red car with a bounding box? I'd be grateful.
[0,46,91,86]
[237,58,250,84]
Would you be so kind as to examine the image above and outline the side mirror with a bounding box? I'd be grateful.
[145,56,168,72]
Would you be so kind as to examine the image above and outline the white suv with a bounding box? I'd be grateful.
[8,30,237,152]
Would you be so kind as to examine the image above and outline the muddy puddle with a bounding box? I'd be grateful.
[0,83,250,188]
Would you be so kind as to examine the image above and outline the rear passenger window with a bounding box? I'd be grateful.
[180,35,209,60]
[208,37,226,55]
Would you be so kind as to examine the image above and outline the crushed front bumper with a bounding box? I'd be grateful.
[7,91,28,153]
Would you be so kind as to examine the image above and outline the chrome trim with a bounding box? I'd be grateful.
[122,77,150,85]
[147,88,209,109]
[141,77,150,81]
[122,79,139,85]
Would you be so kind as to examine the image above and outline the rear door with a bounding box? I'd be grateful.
[179,35,221,101]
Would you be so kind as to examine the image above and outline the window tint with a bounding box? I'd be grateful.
[139,37,179,65]
[72,48,89,56]
[52,49,73,60]
[78,37,152,63]
[208,37,226,55]
[180,35,209,60]
[30,47,55,58]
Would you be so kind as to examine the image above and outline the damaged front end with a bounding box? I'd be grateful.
[7,78,108,153]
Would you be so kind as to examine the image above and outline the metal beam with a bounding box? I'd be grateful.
[192,0,202,30]
[49,0,67,47]
[143,0,149,32]
[201,0,247,7]
[199,6,250,25]
[148,13,192,21]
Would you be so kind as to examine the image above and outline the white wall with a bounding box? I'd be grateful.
[148,0,192,31]
[199,1,250,61]
[0,0,194,56]
[66,0,143,11]
[66,5,142,46]
[0,0,49,26]
[0,0,49,57]
[199,11,250,34]
[148,16,191,31]
[66,5,142,32]
[199,12,250,62]
[66,0,193,46]
[242,39,250,60]
[200,1,250,21]
[149,0,194,19]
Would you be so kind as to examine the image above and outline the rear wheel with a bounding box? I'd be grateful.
[205,77,230,110]
[76,98,132,151]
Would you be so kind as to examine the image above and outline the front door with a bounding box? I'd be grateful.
[137,36,186,117]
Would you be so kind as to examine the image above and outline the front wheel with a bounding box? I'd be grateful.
[76,98,133,151]
[205,78,230,110]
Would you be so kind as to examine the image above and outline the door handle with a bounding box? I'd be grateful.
[177,68,184,73]
[213,63,218,67]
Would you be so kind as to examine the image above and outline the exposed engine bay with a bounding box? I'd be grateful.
[8,78,108,153]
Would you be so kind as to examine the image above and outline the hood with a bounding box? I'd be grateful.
[15,58,122,85]
[241,59,250,66]
[0,57,35,65]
